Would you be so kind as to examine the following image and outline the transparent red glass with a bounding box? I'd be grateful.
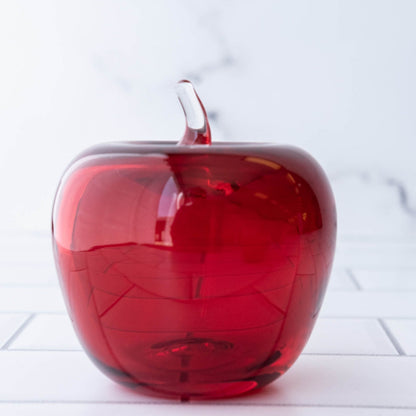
[52,82,336,399]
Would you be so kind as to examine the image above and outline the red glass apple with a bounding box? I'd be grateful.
[52,81,336,399]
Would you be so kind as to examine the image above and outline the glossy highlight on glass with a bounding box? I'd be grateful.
[52,81,337,399]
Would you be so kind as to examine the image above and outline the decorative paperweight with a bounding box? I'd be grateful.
[52,81,337,399]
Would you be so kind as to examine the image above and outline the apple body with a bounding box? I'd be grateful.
[52,141,336,399]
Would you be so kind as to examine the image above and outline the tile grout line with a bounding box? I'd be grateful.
[8,348,83,352]
[1,313,36,350]
[0,400,414,410]
[0,312,416,320]
[378,318,406,356]
[345,268,362,291]
[1,312,416,319]
[0,311,67,315]
[2,349,416,357]
[0,284,58,288]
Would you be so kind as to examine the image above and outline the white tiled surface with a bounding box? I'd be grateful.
[0,287,65,313]
[9,314,81,351]
[0,263,56,286]
[0,313,30,348]
[1,351,416,408]
[353,269,416,291]
[0,233,415,416]
[321,291,416,318]
[0,405,414,416]
[384,319,416,356]
[303,318,397,356]
[326,269,357,291]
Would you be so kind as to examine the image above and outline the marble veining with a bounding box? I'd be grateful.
[0,0,415,242]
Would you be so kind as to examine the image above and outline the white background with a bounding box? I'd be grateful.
[0,0,415,239]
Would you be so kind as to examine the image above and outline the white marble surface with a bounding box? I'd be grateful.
[0,0,415,240]
[0,1,415,415]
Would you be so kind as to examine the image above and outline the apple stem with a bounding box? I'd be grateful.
[176,80,212,145]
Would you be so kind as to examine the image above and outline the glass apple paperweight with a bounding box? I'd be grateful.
[52,80,337,399]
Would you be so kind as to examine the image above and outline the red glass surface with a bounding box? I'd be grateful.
[52,142,336,398]
[52,81,336,399]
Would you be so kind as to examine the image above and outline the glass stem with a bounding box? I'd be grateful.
[176,80,211,145]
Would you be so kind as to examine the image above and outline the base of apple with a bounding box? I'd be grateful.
[87,336,282,399]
